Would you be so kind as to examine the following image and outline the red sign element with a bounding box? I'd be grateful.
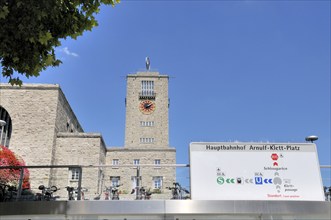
[271,153,279,160]
[273,162,278,166]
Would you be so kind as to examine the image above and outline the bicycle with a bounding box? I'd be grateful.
[66,186,88,200]
[66,186,76,200]
[0,184,17,202]
[105,184,121,200]
[35,185,58,201]
[166,182,189,200]
[131,186,152,200]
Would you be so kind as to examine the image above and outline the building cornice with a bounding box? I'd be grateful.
[57,132,104,138]
[127,71,169,78]
[0,83,60,90]
[57,132,107,151]
[107,147,176,152]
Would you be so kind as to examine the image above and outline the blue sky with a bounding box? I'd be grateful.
[7,1,331,186]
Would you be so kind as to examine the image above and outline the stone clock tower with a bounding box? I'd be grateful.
[125,71,169,149]
[106,68,176,199]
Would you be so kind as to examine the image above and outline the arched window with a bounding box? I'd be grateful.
[0,106,12,148]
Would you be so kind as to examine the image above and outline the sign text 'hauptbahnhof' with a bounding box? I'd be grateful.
[205,144,301,151]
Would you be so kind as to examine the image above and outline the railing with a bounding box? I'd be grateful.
[0,164,329,202]
[321,165,331,201]
[139,92,156,99]
[0,164,189,201]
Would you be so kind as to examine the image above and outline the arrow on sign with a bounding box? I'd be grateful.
[264,179,273,184]
[226,178,235,184]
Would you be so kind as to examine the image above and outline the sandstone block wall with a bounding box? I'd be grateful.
[53,133,106,200]
[0,82,177,201]
[125,72,169,148]
[0,84,99,195]
[55,88,84,134]
[105,148,176,200]
[0,84,60,191]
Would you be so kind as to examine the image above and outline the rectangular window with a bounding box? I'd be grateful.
[154,159,161,169]
[112,159,119,168]
[153,176,163,189]
[141,80,154,96]
[133,159,140,165]
[140,137,155,143]
[110,176,120,187]
[69,168,80,181]
[112,159,119,165]
[140,121,155,127]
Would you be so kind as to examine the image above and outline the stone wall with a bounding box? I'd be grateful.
[0,84,101,195]
[0,81,177,201]
[54,133,107,200]
[105,147,176,200]
[55,89,83,134]
[125,72,169,148]
[0,84,59,190]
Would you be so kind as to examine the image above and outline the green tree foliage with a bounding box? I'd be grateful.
[0,0,119,85]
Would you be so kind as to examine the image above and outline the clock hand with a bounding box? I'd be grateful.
[145,103,152,108]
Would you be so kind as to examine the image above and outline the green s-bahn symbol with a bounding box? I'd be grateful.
[217,177,225,185]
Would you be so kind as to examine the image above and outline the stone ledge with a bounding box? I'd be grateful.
[127,72,169,78]
[57,132,102,138]
[0,83,60,90]
[56,132,107,150]
[107,147,176,152]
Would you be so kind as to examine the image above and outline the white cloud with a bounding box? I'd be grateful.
[59,47,79,57]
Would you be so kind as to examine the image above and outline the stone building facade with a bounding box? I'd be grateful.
[0,71,176,200]
[106,71,176,199]
[124,72,170,148]
[0,84,106,200]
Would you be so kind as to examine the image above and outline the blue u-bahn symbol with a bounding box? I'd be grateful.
[255,177,263,185]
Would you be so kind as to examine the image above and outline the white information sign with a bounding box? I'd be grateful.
[190,142,325,201]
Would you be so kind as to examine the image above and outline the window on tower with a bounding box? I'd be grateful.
[140,121,155,127]
[140,138,155,143]
[140,80,155,99]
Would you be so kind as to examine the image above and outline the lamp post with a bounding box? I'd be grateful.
[305,135,318,143]
[0,120,6,145]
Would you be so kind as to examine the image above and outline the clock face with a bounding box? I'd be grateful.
[139,100,156,114]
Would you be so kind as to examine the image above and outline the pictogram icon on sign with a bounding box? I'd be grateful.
[255,177,263,185]
[237,178,243,184]
[271,153,278,160]
[217,177,225,185]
